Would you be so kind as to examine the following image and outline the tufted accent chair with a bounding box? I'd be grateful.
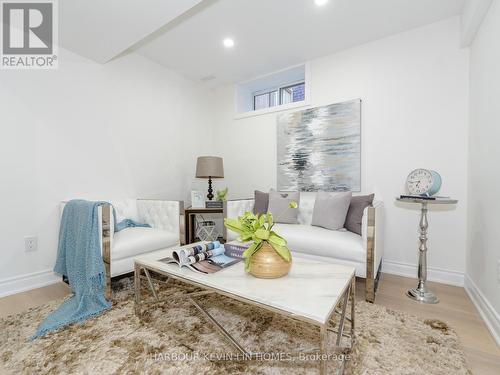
[61,199,183,298]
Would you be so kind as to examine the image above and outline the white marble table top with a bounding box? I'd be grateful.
[134,243,355,326]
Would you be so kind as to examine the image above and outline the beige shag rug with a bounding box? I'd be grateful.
[0,277,470,375]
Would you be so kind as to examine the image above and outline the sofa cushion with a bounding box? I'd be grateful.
[253,190,269,215]
[297,192,316,225]
[273,223,365,263]
[311,192,352,230]
[268,190,300,224]
[111,227,179,260]
[345,194,374,235]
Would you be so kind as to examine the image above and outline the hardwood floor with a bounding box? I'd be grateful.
[0,274,499,374]
[359,274,500,375]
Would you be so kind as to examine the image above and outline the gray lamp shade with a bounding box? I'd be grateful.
[196,156,224,178]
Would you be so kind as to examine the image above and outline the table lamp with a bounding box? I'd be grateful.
[196,156,224,201]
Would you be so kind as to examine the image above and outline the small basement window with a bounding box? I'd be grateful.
[236,64,308,116]
[253,82,305,110]
[279,82,305,105]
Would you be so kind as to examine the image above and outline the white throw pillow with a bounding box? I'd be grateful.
[267,191,300,224]
[311,192,352,230]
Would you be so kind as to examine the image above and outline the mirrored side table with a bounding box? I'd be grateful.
[184,206,224,245]
[396,197,458,304]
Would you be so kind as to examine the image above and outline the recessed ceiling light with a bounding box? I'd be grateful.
[223,38,235,48]
[314,0,329,6]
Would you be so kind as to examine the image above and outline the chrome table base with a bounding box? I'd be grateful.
[134,264,355,375]
[407,202,439,304]
[397,197,458,305]
[406,287,439,304]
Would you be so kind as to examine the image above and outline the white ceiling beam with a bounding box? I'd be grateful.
[461,0,493,47]
[60,0,204,63]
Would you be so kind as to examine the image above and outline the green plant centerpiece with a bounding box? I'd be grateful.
[224,201,297,279]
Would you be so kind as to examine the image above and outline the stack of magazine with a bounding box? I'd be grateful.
[160,241,241,274]
[223,240,252,258]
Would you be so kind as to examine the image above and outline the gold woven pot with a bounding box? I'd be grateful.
[248,241,291,279]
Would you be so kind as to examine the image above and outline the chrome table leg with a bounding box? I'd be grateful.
[188,294,249,356]
[407,202,439,304]
[336,284,351,347]
[143,268,159,302]
[319,325,327,375]
[134,263,142,317]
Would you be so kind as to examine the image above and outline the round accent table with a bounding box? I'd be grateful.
[396,197,458,304]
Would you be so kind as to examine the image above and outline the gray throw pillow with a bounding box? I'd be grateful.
[311,192,352,230]
[253,190,269,215]
[345,194,374,235]
[267,191,300,224]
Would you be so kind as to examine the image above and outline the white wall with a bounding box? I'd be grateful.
[0,16,475,298]
[0,48,214,294]
[467,0,500,345]
[213,18,469,282]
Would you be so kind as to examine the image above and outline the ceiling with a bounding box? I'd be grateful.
[59,0,203,63]
[134,0,465,87]
[60,0,465,86]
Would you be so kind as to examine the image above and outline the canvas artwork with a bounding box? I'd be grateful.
[277,99,361,192]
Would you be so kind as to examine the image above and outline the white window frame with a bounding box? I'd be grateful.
[235,62,311,119]
[253,89,279,110]
[253,80,305,111]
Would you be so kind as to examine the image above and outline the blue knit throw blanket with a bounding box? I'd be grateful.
[31,200,112,339]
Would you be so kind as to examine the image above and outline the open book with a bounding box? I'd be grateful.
[159,241,240,274]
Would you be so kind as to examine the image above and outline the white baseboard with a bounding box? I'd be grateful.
[0,269,61,298]
[382,260,464,287]
[464,275,500,347]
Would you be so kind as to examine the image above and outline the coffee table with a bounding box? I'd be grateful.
[134,243,356,374]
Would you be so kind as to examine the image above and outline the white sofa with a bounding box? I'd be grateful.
[223,193,384,302]
[61,199,182,297]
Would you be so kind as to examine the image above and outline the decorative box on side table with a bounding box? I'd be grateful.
[184,206,224,244]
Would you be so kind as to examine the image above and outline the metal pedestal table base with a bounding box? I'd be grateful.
[406,287,439,304]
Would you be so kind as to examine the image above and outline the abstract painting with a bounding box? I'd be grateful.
[277,99,361,192]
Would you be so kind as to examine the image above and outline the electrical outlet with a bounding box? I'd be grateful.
[24,236,37,252]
